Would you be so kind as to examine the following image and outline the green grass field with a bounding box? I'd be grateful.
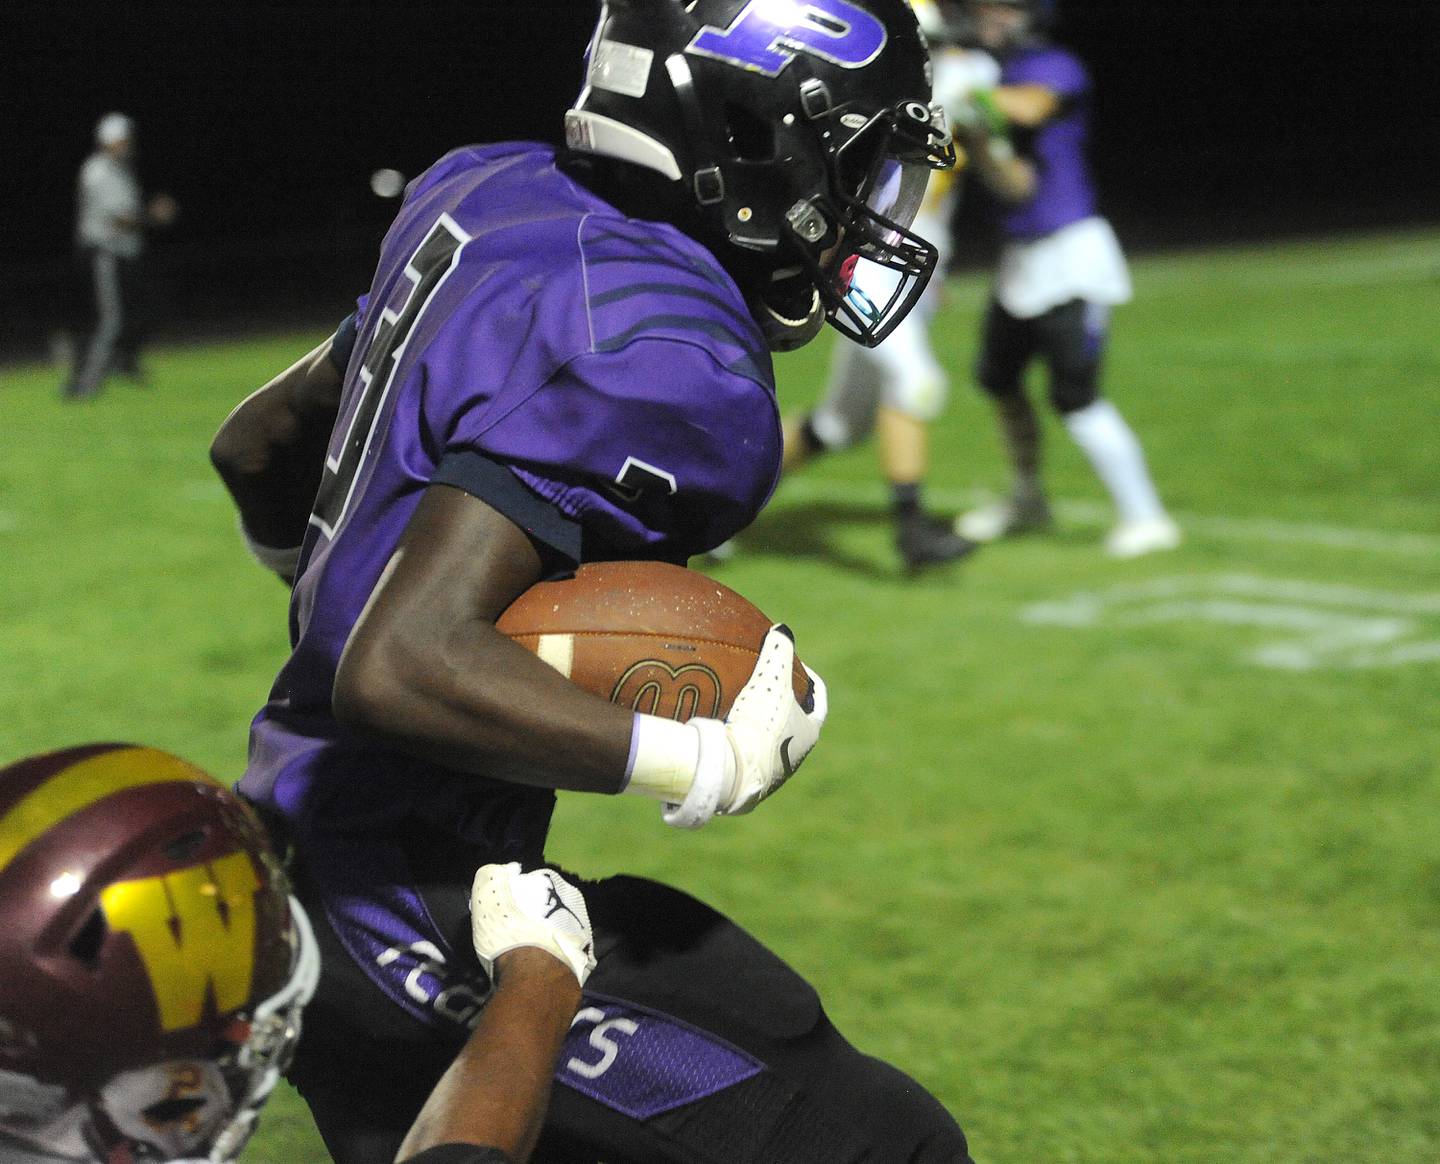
[3,228,1439,1162]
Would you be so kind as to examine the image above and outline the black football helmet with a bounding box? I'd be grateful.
[0,744,318,1163]
[565,0,956,349]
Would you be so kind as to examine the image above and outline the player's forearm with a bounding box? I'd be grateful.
[954,86,1040,205]
[991,83,1061,128]
[333,489,634,793]
[966,139,1036,204]
[396,949,581,1163]
[335,609,635,793]
[217,424,331,552]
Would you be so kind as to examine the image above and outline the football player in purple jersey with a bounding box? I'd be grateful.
[953,0,1181,558]
[210,2,975,1161]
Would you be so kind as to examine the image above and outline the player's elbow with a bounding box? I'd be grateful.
[211,389,303,483]
[989,163,1037,206]
[333,616,466,748]
[208,422,251,484]
[333,625,415,738]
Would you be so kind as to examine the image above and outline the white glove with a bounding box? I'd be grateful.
[662,625,828,829]
[470,863,596,987]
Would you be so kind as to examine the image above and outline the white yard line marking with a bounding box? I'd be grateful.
[770,478,1440,559]
[1021,573,1440,671]
[1027,574,1440,616]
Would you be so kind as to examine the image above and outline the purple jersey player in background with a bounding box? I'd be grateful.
[211,2,973,1161]
[952,0,1181,559]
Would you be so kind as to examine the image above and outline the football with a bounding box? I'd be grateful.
[497,561,810,721]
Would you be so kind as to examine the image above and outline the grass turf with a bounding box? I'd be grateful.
[1,228,1438,1162]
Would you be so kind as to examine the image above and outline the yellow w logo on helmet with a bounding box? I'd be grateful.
[100,850,261,1032]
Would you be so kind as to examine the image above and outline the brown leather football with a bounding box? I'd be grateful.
[496,561,810,721]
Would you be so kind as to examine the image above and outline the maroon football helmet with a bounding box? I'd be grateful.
[0,744,318,1163]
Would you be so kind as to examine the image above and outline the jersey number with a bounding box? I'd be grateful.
[310,214,470,538]
[566,1008,639,1080]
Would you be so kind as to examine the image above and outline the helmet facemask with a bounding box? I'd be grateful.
[183,896,319,1164]
[788,97,955,346]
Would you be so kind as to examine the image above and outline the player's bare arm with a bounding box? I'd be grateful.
[210,334,345,558]
[956,125,1035,203]
[396,950,576,1163]
[396,865,594,1164]
[992,81,1061,127]
[333,483,825,820]
[332,484,636,794]
[955,83,1057,204]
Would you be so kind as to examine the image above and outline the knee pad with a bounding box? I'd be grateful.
[805,407,861,453]
[866,321,948,422]
[882,365,948,423]
[1043,299,1107,413]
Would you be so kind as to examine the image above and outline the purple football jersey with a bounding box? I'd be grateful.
[237,143,781,1020]
[998,45,1097,241]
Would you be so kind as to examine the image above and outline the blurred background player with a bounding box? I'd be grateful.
[61,113,177,401]
[0,744,603,1164]
[209,1,971,1160]
[779,0,997,573]
[952,0,1181,557]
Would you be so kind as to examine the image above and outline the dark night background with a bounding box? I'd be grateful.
[4,1,1438,361]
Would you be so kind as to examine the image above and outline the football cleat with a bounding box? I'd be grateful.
[955,493,1053,542]
[897,512,979,572]
[1105,515,1182,559]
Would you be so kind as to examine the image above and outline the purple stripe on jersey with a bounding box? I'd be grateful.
[578,217,770,386]
[305,830,491,1030]
[558,994,764,1119]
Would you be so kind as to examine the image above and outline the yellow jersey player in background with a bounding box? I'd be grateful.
[777,0,999,572]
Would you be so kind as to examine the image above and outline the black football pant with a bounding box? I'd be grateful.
[975,296,1109,415]
[288,866,973,1164]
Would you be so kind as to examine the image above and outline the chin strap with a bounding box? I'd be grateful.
[664,53,724,207]
[753,285,825,352]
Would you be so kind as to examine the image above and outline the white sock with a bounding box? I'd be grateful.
[1062,399,1165,523]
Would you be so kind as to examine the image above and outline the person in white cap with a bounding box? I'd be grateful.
[62,112,176,400]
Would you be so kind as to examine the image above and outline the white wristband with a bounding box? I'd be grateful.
[659,718,735,830]
[238,517,302,580]
[624,714,700,803]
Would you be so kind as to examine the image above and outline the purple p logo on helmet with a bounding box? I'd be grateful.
[688,0,889,77]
